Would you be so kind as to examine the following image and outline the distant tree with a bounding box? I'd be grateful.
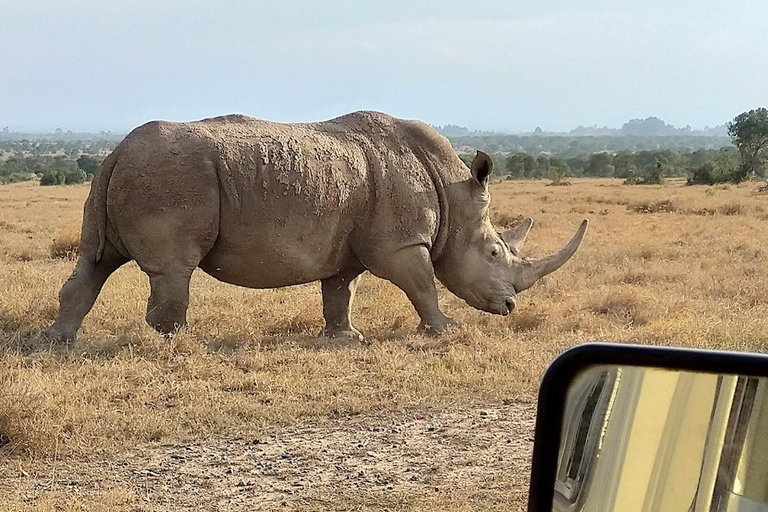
[612,151,636,178]
[584,152,614,177]
[728,108,768,180]
[566,155,588,176]
[688,148,712,168]
[621,117,674,136]
[548,160,570,184]
[40,172,57,186]
[643,161,666,185]
[549,156,570,176]
[686,148,740,185]
[535,155,550,177]
[687,162,719,185]
[434,124,472,137]
[506,152,535,178]
[77,154,102,177]
[633,150,658,170]
[506,153,524,178]
[521,153,536,178]
[65,168,87,184]
[35,156,87,186]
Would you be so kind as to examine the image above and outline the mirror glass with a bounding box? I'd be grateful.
[552,365,768,512]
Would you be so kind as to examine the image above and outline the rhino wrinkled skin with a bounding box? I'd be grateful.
[45,111,588,343]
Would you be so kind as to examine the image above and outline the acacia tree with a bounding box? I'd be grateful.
[728,108,768,181]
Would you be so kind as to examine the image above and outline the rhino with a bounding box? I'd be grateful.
[45,111,588,343]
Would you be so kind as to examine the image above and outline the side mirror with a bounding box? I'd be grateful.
[527,342,768,512]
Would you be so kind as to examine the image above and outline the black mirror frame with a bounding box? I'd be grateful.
[527,342,768,512]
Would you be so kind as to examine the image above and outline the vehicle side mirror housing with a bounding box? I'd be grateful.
[527,342,768,512]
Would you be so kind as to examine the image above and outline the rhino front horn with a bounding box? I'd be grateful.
[514,219,589,292]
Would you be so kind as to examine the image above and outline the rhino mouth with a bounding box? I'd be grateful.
[473,297,516,316]
[498,297,516,316]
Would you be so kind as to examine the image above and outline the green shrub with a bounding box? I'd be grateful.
[623,163,665,185]
[39,172,57,186]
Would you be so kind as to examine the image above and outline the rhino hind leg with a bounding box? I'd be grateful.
[136,229,212,337]
[320,269,365,342]
[116,206,218,337]
[366,246,456,336]
[44,239,129,343]
[145,271,194,336]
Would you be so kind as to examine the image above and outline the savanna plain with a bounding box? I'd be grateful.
[1,178,768,511]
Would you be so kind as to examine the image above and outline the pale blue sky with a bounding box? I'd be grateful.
[2,0,767,132]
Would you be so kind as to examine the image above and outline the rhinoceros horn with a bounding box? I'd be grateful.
[513,219,589,292]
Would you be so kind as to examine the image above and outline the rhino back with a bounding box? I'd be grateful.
[200,112,449,287]
[105,112,458,289]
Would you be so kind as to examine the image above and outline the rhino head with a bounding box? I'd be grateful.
[434,151,588,316]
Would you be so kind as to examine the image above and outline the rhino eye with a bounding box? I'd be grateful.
[491,247,499,259]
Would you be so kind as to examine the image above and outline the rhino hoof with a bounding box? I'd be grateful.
[42,326,76,344]
[319,328,366,345]
[418,317,458,337]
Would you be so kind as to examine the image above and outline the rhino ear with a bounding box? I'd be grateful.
[470,150,493,186]
[501,217,533,255]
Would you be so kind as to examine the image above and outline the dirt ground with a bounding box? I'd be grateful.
[1,402,534,511]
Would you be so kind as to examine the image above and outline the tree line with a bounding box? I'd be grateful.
[1,108,766,187]
[0,154,104,185]
[0,140,114,157]
[459,147,739,185]
[449,134,729,157]
[457,108,768,186]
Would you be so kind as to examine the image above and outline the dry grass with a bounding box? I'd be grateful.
[49,229,80,260]
[628,198,677,213]
[3,486,135,512]
[2,178,768,509]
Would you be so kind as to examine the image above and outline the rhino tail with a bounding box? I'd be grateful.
[86,150,119,264]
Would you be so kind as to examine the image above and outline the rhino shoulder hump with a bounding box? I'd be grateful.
[124,119,180,140]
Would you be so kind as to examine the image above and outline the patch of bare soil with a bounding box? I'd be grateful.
[0,402,535,511]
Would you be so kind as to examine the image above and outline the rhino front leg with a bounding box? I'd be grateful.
[368,245,455,336]
[320,269,365,342]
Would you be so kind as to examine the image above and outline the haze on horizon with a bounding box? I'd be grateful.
[2,0,767,133]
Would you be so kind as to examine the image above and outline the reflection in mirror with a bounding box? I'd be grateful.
[553,366,768,512]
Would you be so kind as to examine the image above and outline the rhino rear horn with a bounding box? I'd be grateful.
[501,217,534,255]
[514,219,589,292]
